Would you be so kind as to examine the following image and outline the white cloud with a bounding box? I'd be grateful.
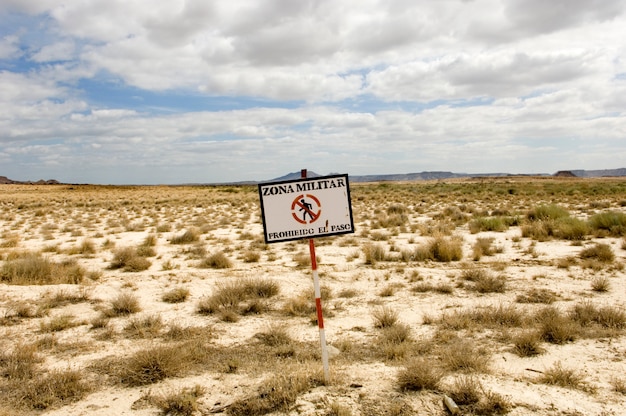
[0,35,20,59]
[1,0,626,183]
[31,40,76,62]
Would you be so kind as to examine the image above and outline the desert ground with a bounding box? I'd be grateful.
[1,177,625,416]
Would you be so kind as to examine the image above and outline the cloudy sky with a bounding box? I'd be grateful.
[1,0,625,184]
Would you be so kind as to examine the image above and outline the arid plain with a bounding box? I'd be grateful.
[1,178,625,416]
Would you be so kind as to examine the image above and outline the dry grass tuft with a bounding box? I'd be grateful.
[170,229,200,244]
[228,366,322,416]
[161,287,190,303]
[146,385,205,416]
[539,362,594,392]
[0,253,85,285]
[39,314,80,333]
[197,278,279,317]
[362,243,387,265]
[109,247,151,272]
[396,358,443,391]
[123,314,163,338]
[0,343,41,380]
[461,268,506,293]
[439,340,490,373]
[512,330,544,357]
[104,291,141,317]
[10,369,92,411]
[371,306,399,328]
[535,306,577,344]
[95,338,212,387]
[516,288,557,304]
[198,251,233,269]
[254,324,293,347]
[415,235,463,262]
[590,276,610,292]
[579,243,614,263]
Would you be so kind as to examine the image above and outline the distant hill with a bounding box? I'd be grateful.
[267,171,523,183]
[569,168,626,178]
[3,168,625,186]
[269,171,323,182]
[0,176,60,185]
[266,168,626,183]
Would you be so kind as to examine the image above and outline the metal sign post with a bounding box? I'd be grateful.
[258,169,355,384]
[302,169,330,383]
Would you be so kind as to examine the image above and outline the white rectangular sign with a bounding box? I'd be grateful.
[258,174,355,243]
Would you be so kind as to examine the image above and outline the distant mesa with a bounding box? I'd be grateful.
[554,170,577,177]
[0,176,60,185]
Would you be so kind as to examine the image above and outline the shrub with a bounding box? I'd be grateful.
[0,343,40,380]
[460,267,487,282]
[569,301,626,329]
[39,314,79,333]
[292,251,312,267]
[416,236,463,262]
[439,340,490,373]
[554,217,589,240]
[123,314,163,338]
[109,247,151,271]
[512,330,544,357]
[375,213,409,228]
[579,243,614,262]
[612,377,626,395]
[379,323,412,345]
[77,238,97,255]
[254,325,293,347]
[149,385,205,416]
[106,292,141,316]
[228,368,320,416]
[467,304,525,327]
[242,250,261,263]
[372,306,399,328]
[387,204,407,215]
[362,243,387,265]
[0,253,85,285]
[161,287,190,303]
[170,229,200,244]
[535,307,577,344]
[472,390,512,416]
[396,358,443,391]
[469,217,508,233]
[447,375,481,406]
[16,369,92,410]
[281,291,316,317]
[527,204,569,221]
[590,276,610,292]
[520,222,551,241]
[539,362,592,392]
[588,211,626,236]
[516,288,557,304]
[197,278,279,317]
[472,237,495,260]
[114,345,187,386]
[198,251,233,269]
[462,268,506,293]
[472,273,506,294]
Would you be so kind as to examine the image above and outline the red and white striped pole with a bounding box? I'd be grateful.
[302,169,330,383]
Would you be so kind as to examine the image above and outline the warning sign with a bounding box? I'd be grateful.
[258,174,355,243]
[291,194,321,224]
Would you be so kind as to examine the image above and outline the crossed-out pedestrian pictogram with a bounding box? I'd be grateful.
[291,194,321,224]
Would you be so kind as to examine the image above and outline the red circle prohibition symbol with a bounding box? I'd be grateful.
[291,194,322,224]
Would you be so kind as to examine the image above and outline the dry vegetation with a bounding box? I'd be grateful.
[1,178,626,415]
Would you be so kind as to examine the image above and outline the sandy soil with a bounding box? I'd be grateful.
[0,181,625,415]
